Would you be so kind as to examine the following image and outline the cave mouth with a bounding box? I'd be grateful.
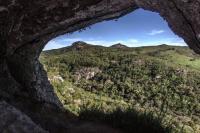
[39,9,200,132]
[43,9,186,51]
[2,1,200,132]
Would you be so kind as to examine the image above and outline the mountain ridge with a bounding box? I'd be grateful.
[44,41,188,53]
[110,43,129,48]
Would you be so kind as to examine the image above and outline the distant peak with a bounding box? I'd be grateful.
[72,41,88,46]
[71,41,90,50]
[110,43,128,48]
[159,44,168,47]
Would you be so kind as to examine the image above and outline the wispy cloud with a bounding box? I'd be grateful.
[142,38,186,46]
[51,37,140,47]
[43,41,65,51]
[62,38,82,43]
[84,39,139,47]
[167,38,186,46]
[129,39,139,43]
[148,30,165,36]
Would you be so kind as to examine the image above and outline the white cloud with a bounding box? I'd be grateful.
[43,41,65,51]
[167,39,187,46]
[84,40,107,46]
[128,39,139,43]
[142,38,187,46]
[58,38,140,47]
[47,37,140,47]
[148,30,165,35]
[84,39,139,47]
[164,38,186,46]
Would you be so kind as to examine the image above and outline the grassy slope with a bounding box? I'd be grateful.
[40,44,200,133]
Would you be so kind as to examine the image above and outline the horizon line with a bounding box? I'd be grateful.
[43,41,188,51]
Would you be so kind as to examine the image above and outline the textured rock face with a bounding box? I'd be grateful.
[0,0,200,132]
[0,101,47,133]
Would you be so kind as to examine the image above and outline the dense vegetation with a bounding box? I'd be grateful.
[40,42,200,133]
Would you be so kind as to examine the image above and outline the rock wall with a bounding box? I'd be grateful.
[0,0,200,132]
[0,101,47,133]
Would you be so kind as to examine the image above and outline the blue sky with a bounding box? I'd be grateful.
[44,9,186,50]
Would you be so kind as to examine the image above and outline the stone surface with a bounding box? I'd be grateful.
[0,0,200,132]
[0,101,47,133]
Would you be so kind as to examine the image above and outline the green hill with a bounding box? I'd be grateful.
[40,42,200,133]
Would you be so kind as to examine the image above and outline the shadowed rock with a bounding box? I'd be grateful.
[0,0,200,132]
[0,101,47,133]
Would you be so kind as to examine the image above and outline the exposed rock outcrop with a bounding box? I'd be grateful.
[74,67,102,80]
[0,0,200,132]
[72,41,92,50]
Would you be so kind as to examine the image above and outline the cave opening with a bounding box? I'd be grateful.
[39,9,200,132]
[43,9,186,51]
[1,1,200,133]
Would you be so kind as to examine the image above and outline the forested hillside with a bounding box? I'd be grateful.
[40,41,200,133]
